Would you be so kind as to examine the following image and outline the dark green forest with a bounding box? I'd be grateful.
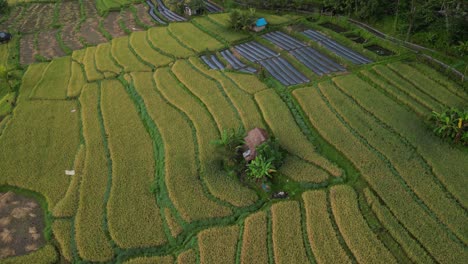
[223,0,467,56]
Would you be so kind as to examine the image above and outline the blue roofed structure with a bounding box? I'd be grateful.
[252,18,267,32]
[256,18,268,27]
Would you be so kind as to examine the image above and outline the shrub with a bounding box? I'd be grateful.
[431,107,468,145]
[229,8,257,31]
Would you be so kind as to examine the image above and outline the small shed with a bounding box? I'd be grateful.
[252,18,268,32]
[243,127,269,162]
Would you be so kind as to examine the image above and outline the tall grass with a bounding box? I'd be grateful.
[123,255,174,264]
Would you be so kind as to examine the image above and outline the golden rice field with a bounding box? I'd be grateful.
[0,7,467,264]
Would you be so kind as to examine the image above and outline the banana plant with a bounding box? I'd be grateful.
[247,155,277,180]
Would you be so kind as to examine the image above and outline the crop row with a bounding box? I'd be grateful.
[67,61,87,98]
[364,188,435,263]
[129,31,173,68]
[279,155,330,183]
[75,83,114,261]
[271,201,310,263]
[220,49,257,73]
[171,60,259,207]
[302,190,352,263]
[84,47,105,82]
[359,70,429,116]
[145,0,167,25]
[0,63,80,208]
[147,27,194,58]
[198,225,240,263]
[52,219,73,261]
[410,62,468,99]
[234,41,309,85]
[188,57,264,130]
[177,249,197,264]
[111,37,152,72]
[302,30,372,65]
[192,16,247,43]
[100,79,168,248]
[224,72,267,94]
[95,43,122,78]
[30,56,71,100]
[372,65,443,111]
[240,211,268,264]
[52,144,84,218]
[263,31,345,76]
[254,89,342,177]
[386,62,466,107]
[152,68,233,221]
[332,75,467,215]
[155,0,186,22]
[201,54,225,70]
[320,80,467,240]
[168,22,224,53]
[293,84,467,263]
[330,185,396,263]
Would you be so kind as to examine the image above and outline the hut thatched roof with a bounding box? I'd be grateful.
[243,128,269,161]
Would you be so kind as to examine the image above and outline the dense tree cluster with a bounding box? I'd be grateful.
[0,0,8,15]
[231,0,467,52]
[323,0,467,45]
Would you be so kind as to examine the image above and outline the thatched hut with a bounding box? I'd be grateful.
[243,127,269,162]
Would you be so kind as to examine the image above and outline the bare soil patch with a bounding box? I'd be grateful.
[2,6,24,29]
[80,18,107,45]
[121,9,145,32]
[103,12,126,38]
[0,192,46,259]
[17,4,54,33]
[135,3,156,27]
[19,34,36,65]
[37,29,66,59]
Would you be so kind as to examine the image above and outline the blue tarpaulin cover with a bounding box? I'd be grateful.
[256,18,267,27]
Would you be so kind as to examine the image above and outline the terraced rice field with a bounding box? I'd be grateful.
[0,5,467,263]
